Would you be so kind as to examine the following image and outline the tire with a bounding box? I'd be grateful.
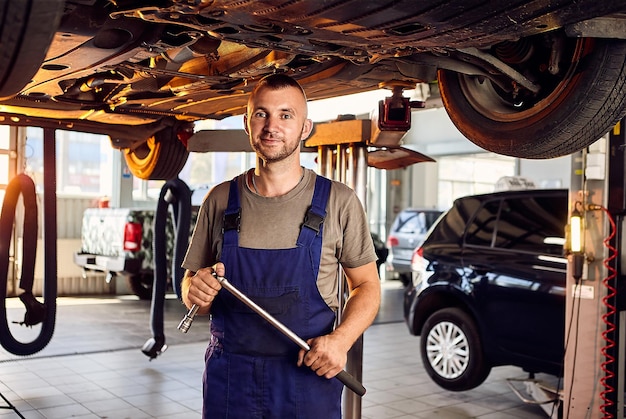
[398,273,411,287]
[438,36,626,159]
[123,127,189,180]
[420,307,490,391]
[127,273,153,301]
[0,0,65,99]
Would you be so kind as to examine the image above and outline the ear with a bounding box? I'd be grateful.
[243,114,250,135]
[300,118,313,141]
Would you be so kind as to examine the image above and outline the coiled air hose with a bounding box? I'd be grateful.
[0,173,56,355]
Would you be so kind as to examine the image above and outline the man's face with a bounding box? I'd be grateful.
[245,86,312,164]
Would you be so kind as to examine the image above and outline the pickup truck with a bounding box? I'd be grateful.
[74,182,204,300]
[73,207,180,300]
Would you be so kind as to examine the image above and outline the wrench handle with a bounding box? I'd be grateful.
[336,370,366,397]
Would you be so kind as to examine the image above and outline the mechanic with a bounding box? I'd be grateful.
[181,73,381,418]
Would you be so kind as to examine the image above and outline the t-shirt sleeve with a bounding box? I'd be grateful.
[182,181,229,272]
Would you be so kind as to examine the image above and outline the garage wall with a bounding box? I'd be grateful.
[519,157,571,189]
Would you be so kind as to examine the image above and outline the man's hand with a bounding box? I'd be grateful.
[296,261,381,379]
[182,262,225,314]
[297,333,350,379]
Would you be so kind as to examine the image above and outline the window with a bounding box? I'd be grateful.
[437,153,516,209]
[24,127,113,196]
[464,196,567,255]
[465,200,501,247]
[494,196,567,255]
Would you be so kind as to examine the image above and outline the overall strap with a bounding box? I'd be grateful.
[297,175,332,248]
[222,177,241,247]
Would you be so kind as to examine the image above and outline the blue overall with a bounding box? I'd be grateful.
[202,175,343,419]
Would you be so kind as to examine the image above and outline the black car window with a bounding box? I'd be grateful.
[463,194,567,255]
[465,199,502,247]
[493,196,567,255]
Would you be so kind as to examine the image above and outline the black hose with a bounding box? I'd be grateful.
[166,178,192,300]
[142,177,191,359]
[0,173,56,355]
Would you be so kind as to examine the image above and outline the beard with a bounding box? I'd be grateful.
[252,130,303,163]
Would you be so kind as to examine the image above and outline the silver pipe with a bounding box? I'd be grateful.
[344,143,367,419]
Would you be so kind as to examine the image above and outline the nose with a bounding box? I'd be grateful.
[263,114,280,133]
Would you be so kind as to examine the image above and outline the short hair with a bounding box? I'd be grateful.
[249,73,308,103]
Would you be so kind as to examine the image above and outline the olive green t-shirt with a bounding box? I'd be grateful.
[182,168,377,310]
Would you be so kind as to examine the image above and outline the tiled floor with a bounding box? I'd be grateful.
[0,281,557,418]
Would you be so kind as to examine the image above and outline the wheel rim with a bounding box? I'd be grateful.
[425,321,470,379]
[453,36,588,123]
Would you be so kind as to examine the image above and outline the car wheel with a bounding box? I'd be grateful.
[127,274,153,301]
[438,36,626,159]
[0,0,64,99]
[420,307,490,391]
[123,127,190,180]
[398,273,411,287]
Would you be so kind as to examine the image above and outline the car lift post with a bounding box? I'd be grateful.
[303,112,434,417]
[309,137,369,419]
[562,119,625,418]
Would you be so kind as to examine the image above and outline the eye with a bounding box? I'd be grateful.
[254,111,267,118]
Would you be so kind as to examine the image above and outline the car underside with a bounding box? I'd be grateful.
[1,0,626,179]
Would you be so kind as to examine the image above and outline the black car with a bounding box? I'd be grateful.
[403,188,568,391]
[371,233,389,272]
[3,1,626,180]
[386,208,442,285]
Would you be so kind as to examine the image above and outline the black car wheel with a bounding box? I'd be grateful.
[420,307,490,391]
[398,273,411,287]
[127,273,154,301]
[0,0,64,99]
[439,35,626,159]
[123,127,190,180]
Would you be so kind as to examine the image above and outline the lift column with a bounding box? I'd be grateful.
[305,115,433,419]
[563,121,625,418]
[607,120,626,418]
[307,127,368,419]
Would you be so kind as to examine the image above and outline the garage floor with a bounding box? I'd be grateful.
[0,281,555,418]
